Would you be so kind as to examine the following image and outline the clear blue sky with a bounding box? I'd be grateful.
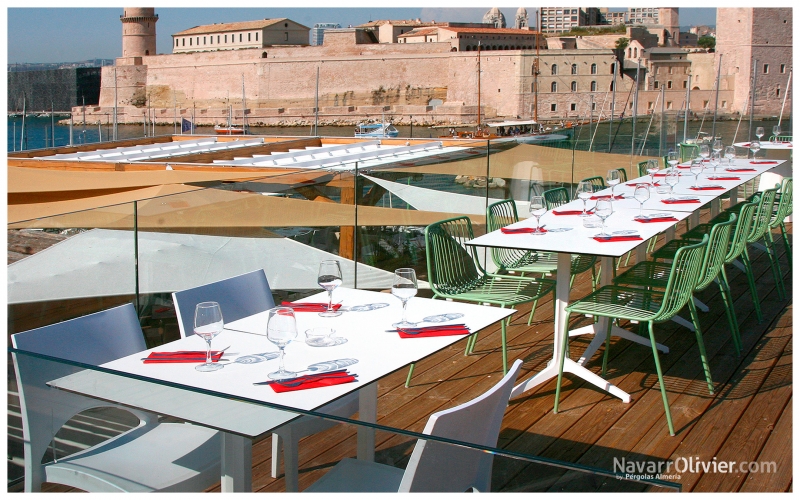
[7,7,718,64]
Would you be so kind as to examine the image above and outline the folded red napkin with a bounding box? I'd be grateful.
[662,198,701,204]
[590,194,625,200]
[750,160,778,164]
[501,227,546,234]
[396,324,471,338]
[676,164,692,169]
[726,168,757,172]
[653,173,683,177]
[707,176,741,181]
[143,351,224,364]
[553,209,592,215]
[627,182,660,187]
[742,143,750,147]
[689,186,725,191]
[635,217,678,223]
[592,235,643,242]
[264,370,357,393]
[281,301,342,312]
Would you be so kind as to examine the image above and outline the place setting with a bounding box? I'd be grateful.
[501,196,572,235]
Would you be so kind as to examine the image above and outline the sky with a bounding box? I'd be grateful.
[6,5,720,64]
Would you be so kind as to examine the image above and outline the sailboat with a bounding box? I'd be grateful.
[441,42,498,140]
[215,77,249,135]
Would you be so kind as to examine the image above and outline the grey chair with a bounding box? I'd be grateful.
[11,303,221,492]
[172,269,359,492]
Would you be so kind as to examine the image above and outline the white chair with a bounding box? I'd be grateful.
[10,303,221,492]
[172,269,360,492]
[306,359,523,493]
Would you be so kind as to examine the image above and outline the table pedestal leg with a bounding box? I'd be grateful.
[711,198,720,218]
[574,323,669,365]
[357,382,377,462]
[221,432,252,492]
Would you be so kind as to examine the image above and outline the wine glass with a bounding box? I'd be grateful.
[606,169,621,198]
[267,306,298,380]
[665,169,680,200]
[755,126,765,141]
[698,144,710,164]
[724,145,736,166]
[594,198,613,237]
[772,125,782,142]
[709,151,720,176]
[646,159,660,188]
[667,149,679,170]
[194,301,224,372]
[576,180,593,216]
[749,140,761,159]
[318,260,343,317]
[712,139,724,156]
[689,158,704,188]
[529,195,547,234]
[392,268,418,328]
[634,184,650,218]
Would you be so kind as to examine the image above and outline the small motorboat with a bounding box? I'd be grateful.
[355,123,399,138]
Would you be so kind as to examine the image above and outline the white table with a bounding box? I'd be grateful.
[734,142,793,221]
[48,288,513,492]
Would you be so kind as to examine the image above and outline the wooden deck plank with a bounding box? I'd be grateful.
[739,397,793,492]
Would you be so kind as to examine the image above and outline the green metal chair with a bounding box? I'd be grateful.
[768,135,793,142]
[637,160,650,178]
[615,214,738,360]
[580,176,606,192]
[679,143,699,162]
[555,236,708,436]
[616,168,628,183]
[407,216,556,383]
[769,177,793,272]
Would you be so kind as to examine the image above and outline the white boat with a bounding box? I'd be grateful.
[355,123,399,138]
[487,120,570,144]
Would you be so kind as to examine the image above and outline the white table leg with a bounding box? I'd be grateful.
[221,432,252,492]
[510,253,630,403]
[357,382,377,462]
[711,198,720,218]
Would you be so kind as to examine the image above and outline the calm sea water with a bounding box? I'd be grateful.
[8,115,791,157]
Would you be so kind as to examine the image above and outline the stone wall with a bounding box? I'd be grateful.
[8,68,101,112]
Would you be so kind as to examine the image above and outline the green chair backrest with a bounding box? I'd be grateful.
[747,185,779,243]
[725,200,758,264]
[654,235,708,322]
[581,176,606,192]
[770,177,793,228]
[662,155,669,170]
[679,143,699,162]
[542,187,570,209]
[425,216,484,297]
[637,160,650,177]
[768,135,792,142]
[616,168,628,183]
[696,214,736,291]
[485,200,535,272]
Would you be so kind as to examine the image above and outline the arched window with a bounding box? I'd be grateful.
[551,64,558,75]
[261,51,268,58]
[591,63,597,74]
[628,47,632,58]
[571,81,577,92]
[610,63,616,74]
[571,63,577,75]
[591,81,597,91]
[634,47,638,58]
[551,81,558,92]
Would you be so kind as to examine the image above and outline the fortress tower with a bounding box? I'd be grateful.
[121,8,158,59]
[658,8,679,46]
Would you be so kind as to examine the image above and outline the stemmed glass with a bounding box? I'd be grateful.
[724,145,736,166]
[392,268,418,328]
[576,181,593,217]
[709,151,720,176]
[755,126,765,141]
[665,169,680,200]
[634,184,650,218]
[698,144,710,163]
[689,158,704,188]
[318,260,343,317]
[194,301,224,372]
[606,169,621,198]
[749,140,761,159]
[529,195,547,234]
[667,150,679,170]
[267,306,298,380]
[594,198,613,237]
[712,139,724,157]
[772,125,782,141]
[646,159,660,188]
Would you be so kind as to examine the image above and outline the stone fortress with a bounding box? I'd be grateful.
[82,7,791,127]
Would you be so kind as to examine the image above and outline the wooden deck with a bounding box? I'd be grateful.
[29,219,792,493]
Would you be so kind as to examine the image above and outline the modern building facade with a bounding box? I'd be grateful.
[311,23,341,46]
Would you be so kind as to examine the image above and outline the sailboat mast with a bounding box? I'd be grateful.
[534,9,540,123]
[242,74,246,132]
[477,41,481,132]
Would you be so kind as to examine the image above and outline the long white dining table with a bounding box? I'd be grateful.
[467,158,785,403]
[47,287,513,492]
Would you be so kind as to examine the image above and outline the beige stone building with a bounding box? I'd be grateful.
[172,18,309,53]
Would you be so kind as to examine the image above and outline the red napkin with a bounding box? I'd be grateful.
[281,301,342,312]
[727,168,757,172]
[750,160,778,164]
[742,143,750,147]
[654,173,683,177]
[707,176,741,181]
[635,217,678,223]
[143,351,224,364]
[662,199,701,204]
[264,370,357,393]
[396,324,471,338]
[590,194,625,200]
[689,186,725,191]
[676,164,692,169]
[553,209,592,215]
[592,236,643,242]
[627,182,660,187]
[501,227,546,234]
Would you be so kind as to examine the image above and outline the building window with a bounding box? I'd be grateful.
[239,34,242,42]
[571,63,577,74]
[591,81,597,91]
[610,81,615,91]
[551,103,557,112]
[703,100,709,108]
[763,64,769,73]
[175,39,178,47]
[667,101,673,110]
[248,33,251,41]
[722,100,727,108]
[551,64,558,75]
[189,38,192,46]
[571,81,577,92]
[225,35,228,43]
[570,103,577,111]
[256,32,259,41]
[654,81,659,89]
[203,37,206,45]
[217,35,220,43]
[591,63,597,74]
[655,67,660,75]
[683,80,688,89]
[284,32,289,41]
[592,102,596,110]
[551,82,557,92]
[780,64,786,73]
[667,81,673,89]
[196,37,199,45]
[182,38,185,46]
[648,101,654,109]
[777,88,781,98]
[669,67,673,74]
[611,63,615,74]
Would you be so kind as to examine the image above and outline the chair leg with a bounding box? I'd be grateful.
[648,322,675,436]
[764,232,786,299]
[554,312,572,414]
[719,268,741,356]
[601,318,613,377]
[282,432,300,492]
[405,363,415,388]
[741,249,763,322]
[465,334,477,355]
[527,298,539,326]
[590,266,598,292]
[780,222,792,271]
[501,319,508,375]
[687,299,714,395]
